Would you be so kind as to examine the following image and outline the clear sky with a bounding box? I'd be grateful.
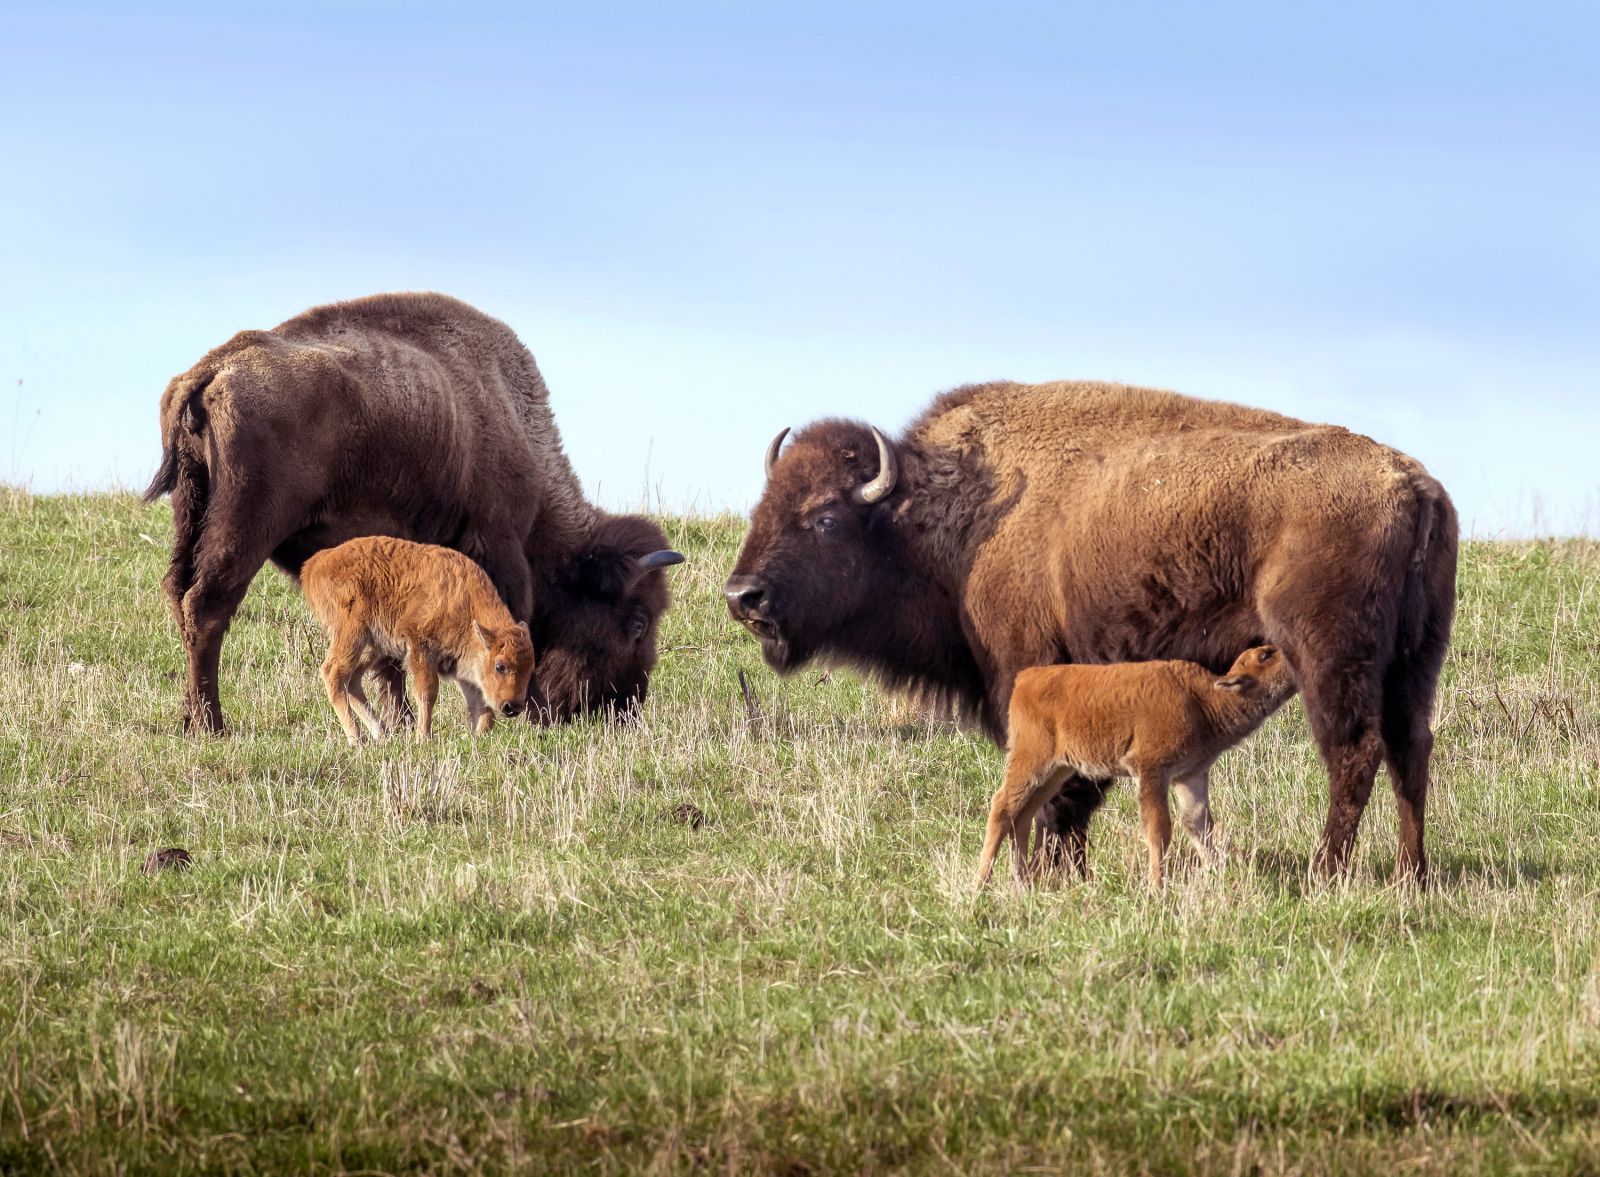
[3,1,1596,535]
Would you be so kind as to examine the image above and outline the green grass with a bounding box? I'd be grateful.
[1,489,1598,1174]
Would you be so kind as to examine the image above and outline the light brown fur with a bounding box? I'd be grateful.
[301,536,535,743]
[976,645,1296,888]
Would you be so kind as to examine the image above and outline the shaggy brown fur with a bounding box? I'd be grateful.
[143,292,684,734]
[976,645,1297,888]
[725,380,1457,882]
[302,537,536,743]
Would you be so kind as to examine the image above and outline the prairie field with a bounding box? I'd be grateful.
[1,490,1598,1175]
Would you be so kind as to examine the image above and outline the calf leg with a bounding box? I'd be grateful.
[977,740,1059,886]
[371,657,415,729]
[345,668,389,741]
[1135,767,1174,888]
[1172,770,1220,866]
[321,636,368,745]
[458,680,494,737]
[408,651,439,741]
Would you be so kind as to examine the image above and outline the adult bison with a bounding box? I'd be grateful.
[144,291,684,734]
[724,381,1457,882]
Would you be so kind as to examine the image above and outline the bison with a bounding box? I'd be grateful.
[144,291,684,733]
[976,645,1298,889]
[301,536,537,743]
[724,381,1457,882]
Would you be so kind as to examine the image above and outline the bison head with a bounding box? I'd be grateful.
[530,514,684,722]
[723,420,916,675]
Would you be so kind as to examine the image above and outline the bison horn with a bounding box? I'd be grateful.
[636,550,686,572]
[852,426,898,505]
[764,427,791,479]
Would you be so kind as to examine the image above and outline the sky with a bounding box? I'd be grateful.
[2,1,1596,536]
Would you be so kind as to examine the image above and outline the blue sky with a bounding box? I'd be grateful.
[3,1,1596,534]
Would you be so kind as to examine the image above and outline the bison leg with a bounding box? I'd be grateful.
[1381,645,1448,885]
[473,537,534,622]
[1035,776,1113,878]
[175,549,270,734]
[1297,658,1387,880]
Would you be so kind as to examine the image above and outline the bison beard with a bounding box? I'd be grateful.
[144,292,684,733]
[725,380,1457,883]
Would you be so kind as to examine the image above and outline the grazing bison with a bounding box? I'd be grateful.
[976,645,1298,889]
[144,291,684,733]
[724,381,1457,882]
[301,536,537,743]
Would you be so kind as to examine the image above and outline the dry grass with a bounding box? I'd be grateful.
[0,492,1597,1173]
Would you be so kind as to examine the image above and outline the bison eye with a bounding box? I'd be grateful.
[815,513,838,532]
[495,661,508,674]
[627,615,647,642]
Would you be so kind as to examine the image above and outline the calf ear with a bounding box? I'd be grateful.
[1215,675,1246,691]
[473,620,494,650]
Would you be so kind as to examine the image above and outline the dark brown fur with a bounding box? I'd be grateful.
[144,292,683,733]
[725,380,1457,882]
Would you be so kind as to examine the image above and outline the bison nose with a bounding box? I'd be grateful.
[502,700,522,717]
[723,574,768,620]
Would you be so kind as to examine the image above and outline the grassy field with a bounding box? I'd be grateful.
[1,490,1597,1174]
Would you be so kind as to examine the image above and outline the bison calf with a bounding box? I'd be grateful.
[976,645,1297,888]
[301,537,536,743]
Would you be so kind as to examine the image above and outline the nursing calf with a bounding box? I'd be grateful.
[301,537,536,743]
[976,646,1297,888]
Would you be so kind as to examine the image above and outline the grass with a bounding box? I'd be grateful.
[1,489,1598,1174]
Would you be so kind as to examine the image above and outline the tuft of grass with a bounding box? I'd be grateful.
[1,491,1598,1174]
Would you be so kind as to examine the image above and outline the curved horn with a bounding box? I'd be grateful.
[852,426,898,505]
[636,549,686,572]
[764,427,791,479]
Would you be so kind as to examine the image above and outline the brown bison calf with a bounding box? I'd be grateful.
[976,645,1297,888]
[301,537,536,743]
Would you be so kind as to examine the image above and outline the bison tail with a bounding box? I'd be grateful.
[141,443,180,505]
[145,371,218,607]
[143,371,214,505]
[1396,476,1458,664]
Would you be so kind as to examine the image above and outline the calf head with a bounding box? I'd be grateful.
[530,514,685,722]
[469,620,537,718]
[1215,644,1297,704]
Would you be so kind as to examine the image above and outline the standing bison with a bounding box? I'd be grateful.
[144,291,684,733]
[724,381,1457,881]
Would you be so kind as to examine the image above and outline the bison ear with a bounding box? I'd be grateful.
[473,620,494,650]
[577,554,628,600]
[1215,675,1246,691]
